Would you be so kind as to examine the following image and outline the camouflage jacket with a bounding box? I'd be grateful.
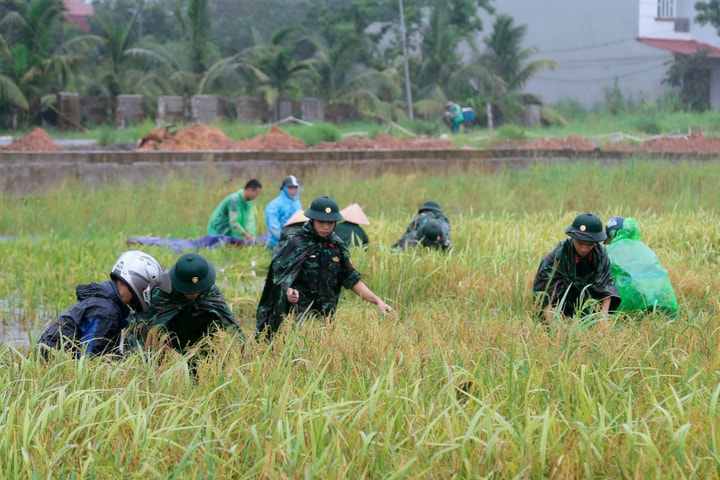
[256,221,361,336]
[533,238,620,317]
[392,210,452,249]
[126,284,242,352]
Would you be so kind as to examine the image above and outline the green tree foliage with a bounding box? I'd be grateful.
[239,27,315,120]
[695,0,720,34]
[663,51,711,112]
[475,14,556,124]
[0,0,102,125]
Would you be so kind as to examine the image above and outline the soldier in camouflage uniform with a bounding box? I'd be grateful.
[126,253,244,353]
[533,213,621,322]
[392,201,451,250]
[256,196,393,339]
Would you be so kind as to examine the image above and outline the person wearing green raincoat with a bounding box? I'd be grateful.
[445,102,464,133]
[207,179,262,240]
[126,253,244,353]
[604,216,679,316]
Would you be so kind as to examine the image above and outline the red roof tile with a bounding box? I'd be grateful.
[638,38,720,58]
[63,1,93,31]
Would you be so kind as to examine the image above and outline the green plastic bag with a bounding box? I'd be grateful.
[606,218,679,316]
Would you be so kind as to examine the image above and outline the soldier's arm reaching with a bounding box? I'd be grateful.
[351,281,394,315]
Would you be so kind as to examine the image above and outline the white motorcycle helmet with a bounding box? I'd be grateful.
[110,251,171,312]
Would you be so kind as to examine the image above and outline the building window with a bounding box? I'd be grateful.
[657,0,676,19]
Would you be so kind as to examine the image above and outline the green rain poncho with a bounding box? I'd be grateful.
[606,217,678,315]
[126,285,243,352]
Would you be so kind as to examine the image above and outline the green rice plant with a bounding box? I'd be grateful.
[2,160,720,477]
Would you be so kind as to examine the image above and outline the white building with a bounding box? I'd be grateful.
[484,0,720,109]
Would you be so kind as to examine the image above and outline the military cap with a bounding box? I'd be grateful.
[170,253,216,294]
[565,213,606,243]
[305,196,344,222]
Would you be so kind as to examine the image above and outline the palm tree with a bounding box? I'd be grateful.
[0,0,102,126]
[414,1,470,100]
[479,14,556,123]
[0,31,29,114]
[240,26,315,121]
[92,9,173,118]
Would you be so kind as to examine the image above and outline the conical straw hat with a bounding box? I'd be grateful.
[284,209,308,226]
[340,203,370,225]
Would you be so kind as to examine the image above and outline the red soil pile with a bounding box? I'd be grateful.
[233,125,308,150]
[136,123,236,151]
[1,128,63,151]
[7,125,720,154]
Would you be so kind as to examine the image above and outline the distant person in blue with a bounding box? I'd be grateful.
[265,175,302,250]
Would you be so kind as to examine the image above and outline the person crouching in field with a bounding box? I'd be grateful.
[334,203,371,247]
[207,178,263,240]
[126,253,243,355]
[38,251,169,358]
[533,213,621,322]
[604,216,679,316]
[256,195,394,339]
[392,201,451,251]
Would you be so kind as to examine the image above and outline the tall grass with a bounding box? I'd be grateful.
[1,160,720,478]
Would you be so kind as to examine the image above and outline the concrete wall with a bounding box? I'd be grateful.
[157,96,185,125]
[191,95,220,124]
[478,1,667,108]
[80,96,110,125]
[57,93,81,130]
[116,94,144,127]
[0,149,604,196]
[301,98,325,121]
[236,96,264,122]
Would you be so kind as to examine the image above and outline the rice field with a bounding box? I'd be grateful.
[0,159,719,478]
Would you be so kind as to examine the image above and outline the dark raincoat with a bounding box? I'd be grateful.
[335,222,369,247]
[392,210,451,250]
[533,238,621,318]
[127,284,242,352]
[256,221,362,337]
[38,280,130,357]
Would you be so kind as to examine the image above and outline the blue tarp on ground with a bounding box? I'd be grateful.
[127,234,269,254]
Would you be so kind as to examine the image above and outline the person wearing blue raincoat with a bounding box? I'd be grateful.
[265,175,303,250]
[605,216,679,316]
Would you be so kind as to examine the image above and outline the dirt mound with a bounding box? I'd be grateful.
[1,128,63,151]
[7,126,720,155]
[233,125,308,150]
[136,123,237,151]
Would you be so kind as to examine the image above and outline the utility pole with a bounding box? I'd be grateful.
[398,0,413,120]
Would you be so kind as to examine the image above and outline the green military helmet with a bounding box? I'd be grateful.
[418,220,445,248]
[419,201,443,214]
[304,196,344,222]
[170,253,216,294]
[565,213,606,243]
